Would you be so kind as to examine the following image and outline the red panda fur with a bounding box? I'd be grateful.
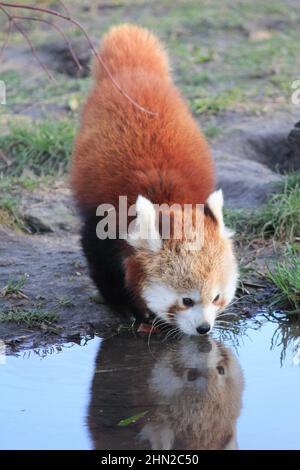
[71,24,215,212]
[71,24,217,320]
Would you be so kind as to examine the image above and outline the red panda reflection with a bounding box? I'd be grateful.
[88,335,244,450]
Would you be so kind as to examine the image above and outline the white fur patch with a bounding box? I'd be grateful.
[206,189,234,238]
[206,189,223,225]
[128,195,162,252]
[143,283,219,335]
[175,304,218,336]
[224,269,239,306]
[143,283,177,321]
[140,424,175,450]
[150,361,185,397]
[177,338,221,369]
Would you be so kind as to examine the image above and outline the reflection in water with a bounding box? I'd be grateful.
[213,310,300,367]
[1,312,300,449]
[267,312,300,365]
[0,338,101,450]
[88,336,244,450]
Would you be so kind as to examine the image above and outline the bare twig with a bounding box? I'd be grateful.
[13,15,82,71]
[58,0,71,18]
[0,1,158,115]
[0,14,11,59]
[0,149,12,167]
[0,5,54,79]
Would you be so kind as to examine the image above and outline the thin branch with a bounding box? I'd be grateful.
[0,2,158,116]
[0,5,54,79]
[0,14,11,59]
[0,149,12,167]
[13,15,82,71]
[58,0,71,18]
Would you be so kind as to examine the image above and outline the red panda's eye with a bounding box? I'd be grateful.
[213,294,220,303]
[182,297,194,307]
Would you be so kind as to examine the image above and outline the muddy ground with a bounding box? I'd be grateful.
[0,0,299,351]
[0,225,122,351]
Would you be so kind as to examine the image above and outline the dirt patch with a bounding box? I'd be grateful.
[37,38,93,78]
[0,220,278,354]
[0,226,122,352]
[81,2,124,12]
[223,121,300,173]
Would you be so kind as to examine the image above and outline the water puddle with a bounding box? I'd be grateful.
[1,313,300,450]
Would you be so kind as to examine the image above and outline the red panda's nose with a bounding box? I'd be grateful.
[196,322,211,335]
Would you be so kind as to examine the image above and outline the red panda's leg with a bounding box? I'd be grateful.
[81,213,148,322]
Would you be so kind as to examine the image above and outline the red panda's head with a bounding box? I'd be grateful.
[125,190,238,336]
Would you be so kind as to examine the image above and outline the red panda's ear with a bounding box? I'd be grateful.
[127,195,162,251]
[206,190,234,238]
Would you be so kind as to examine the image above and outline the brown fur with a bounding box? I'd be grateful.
[126,215,236,308]
[71,24,237,325]
[88,336,244,450]
[71,24,215,211]
[140,340,244,450]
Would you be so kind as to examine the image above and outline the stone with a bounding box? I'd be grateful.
[214,150,284,209]
[211,120,300,209]
[24,202,77,233]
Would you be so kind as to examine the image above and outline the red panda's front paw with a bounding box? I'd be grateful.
[137,322,161,334]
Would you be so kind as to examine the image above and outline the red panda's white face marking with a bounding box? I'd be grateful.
[143,285,206,333]
[142,277,237,336]
[126,191,238,336]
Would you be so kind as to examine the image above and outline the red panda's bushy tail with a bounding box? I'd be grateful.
[92,24,170,82]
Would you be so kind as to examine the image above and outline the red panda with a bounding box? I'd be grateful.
[71,24,238,336]
[88,336,244,450]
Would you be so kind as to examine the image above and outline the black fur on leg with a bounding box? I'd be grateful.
[80,210,147,322]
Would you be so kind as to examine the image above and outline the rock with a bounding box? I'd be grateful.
[24,202,77,233]
[220,128,300,173]
[214,151,284,209]
[212,119,300,209]
[287,121,300,167]
[37,38,92,78]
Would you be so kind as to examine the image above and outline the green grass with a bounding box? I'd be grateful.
[57,296,74,308]
[0,118,76,177]
[0,193,24,230]
[0,175,51,229]
[204,124,221,140]
[225,172,300,242]
[191,87,245,115]
[250,174,300,240]
[226,35,300,73]
[0,308,57,327]
[117,411,149,427]
[267,245,300,313]
[0,69,91,107]
[89,292,105,304]
[162,0,300,113]
[0,175,46,192]
[3,275,28,296]
[1,0,299,118]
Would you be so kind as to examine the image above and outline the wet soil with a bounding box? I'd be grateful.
[0,226,121,351]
